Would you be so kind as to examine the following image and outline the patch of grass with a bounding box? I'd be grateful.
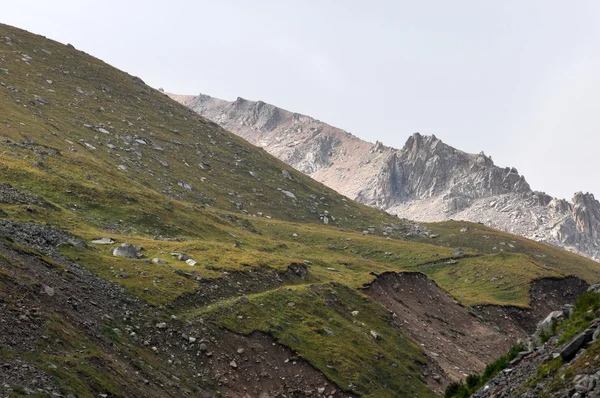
[412,221,600,284]
[418,252,558,307]
[555,291,600,345]
[523,357,563,389]
[198,283,436,398]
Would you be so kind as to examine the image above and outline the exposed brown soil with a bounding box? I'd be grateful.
[362,272,514,386]
[473,275,589,334]
[201,330,353,398]
[364,271,591,391]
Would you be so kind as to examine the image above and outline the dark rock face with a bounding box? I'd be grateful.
[173,92,600,261]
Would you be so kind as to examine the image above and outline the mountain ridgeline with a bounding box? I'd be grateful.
[1,23,600,398]
[173,93,600,261]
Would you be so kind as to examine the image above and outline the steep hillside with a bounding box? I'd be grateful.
[174,93,600,261]
[447,286,600,398]
[1,23,599,398]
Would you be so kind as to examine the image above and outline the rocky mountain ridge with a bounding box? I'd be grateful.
[172,93,600,261]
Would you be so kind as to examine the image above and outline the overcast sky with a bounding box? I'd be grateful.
[3,1,600,199]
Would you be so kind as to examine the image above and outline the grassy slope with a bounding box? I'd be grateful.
[0,23,599,397]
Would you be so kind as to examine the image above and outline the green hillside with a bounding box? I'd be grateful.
[0,23,598,397]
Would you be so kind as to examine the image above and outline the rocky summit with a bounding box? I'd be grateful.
[173,93,600,261]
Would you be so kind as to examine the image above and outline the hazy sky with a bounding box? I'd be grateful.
[3,1,600,199]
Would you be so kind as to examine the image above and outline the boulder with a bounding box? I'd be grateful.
[451,248,464,255]
[536,311,564,336]
[113,243,137,258]
[152,258,167,265]
[560,328,595,361]
[171,252,190,261]
[589,284,600,294]
[91,237,115,244]
[563,304,575,318]
[281,190,296,199]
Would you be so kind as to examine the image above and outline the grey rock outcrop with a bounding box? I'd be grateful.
[113,243,137,258]
[172,93,600,261]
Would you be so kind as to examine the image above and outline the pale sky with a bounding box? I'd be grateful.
[3,1,600,200]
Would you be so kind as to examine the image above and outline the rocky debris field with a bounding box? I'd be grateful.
[0,219,86,253]
[470,285,600,398]
[0,183,49,206]
[0,222,352,397]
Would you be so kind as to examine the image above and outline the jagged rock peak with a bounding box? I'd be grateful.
[400,133,460,162]
[573,192,598,204]
[195,92,215,103]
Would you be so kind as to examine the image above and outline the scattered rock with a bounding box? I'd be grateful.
[171,252,190,261]
[451,248,464,256]
[43,285,54,297]
[281,190,296,199]
[113,243,138,258]
[91,237,115,244]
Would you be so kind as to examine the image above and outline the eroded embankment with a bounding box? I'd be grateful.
[172,262,312,309]
[473,276,589,334]
[363,272,590,387]
[362,271,514,383]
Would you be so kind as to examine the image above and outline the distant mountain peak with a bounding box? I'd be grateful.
[171,92,600,261]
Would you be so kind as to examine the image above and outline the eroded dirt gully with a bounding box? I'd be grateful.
[362,272,589,387]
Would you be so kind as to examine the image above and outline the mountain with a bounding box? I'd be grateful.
[173,93,600,261]
[1,23,600,398]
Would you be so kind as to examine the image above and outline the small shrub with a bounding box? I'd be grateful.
[574,292,600,313]
[508,343,525,360]
[539,331,551,344]
[465,373,480,389]
[444,381,464,398]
